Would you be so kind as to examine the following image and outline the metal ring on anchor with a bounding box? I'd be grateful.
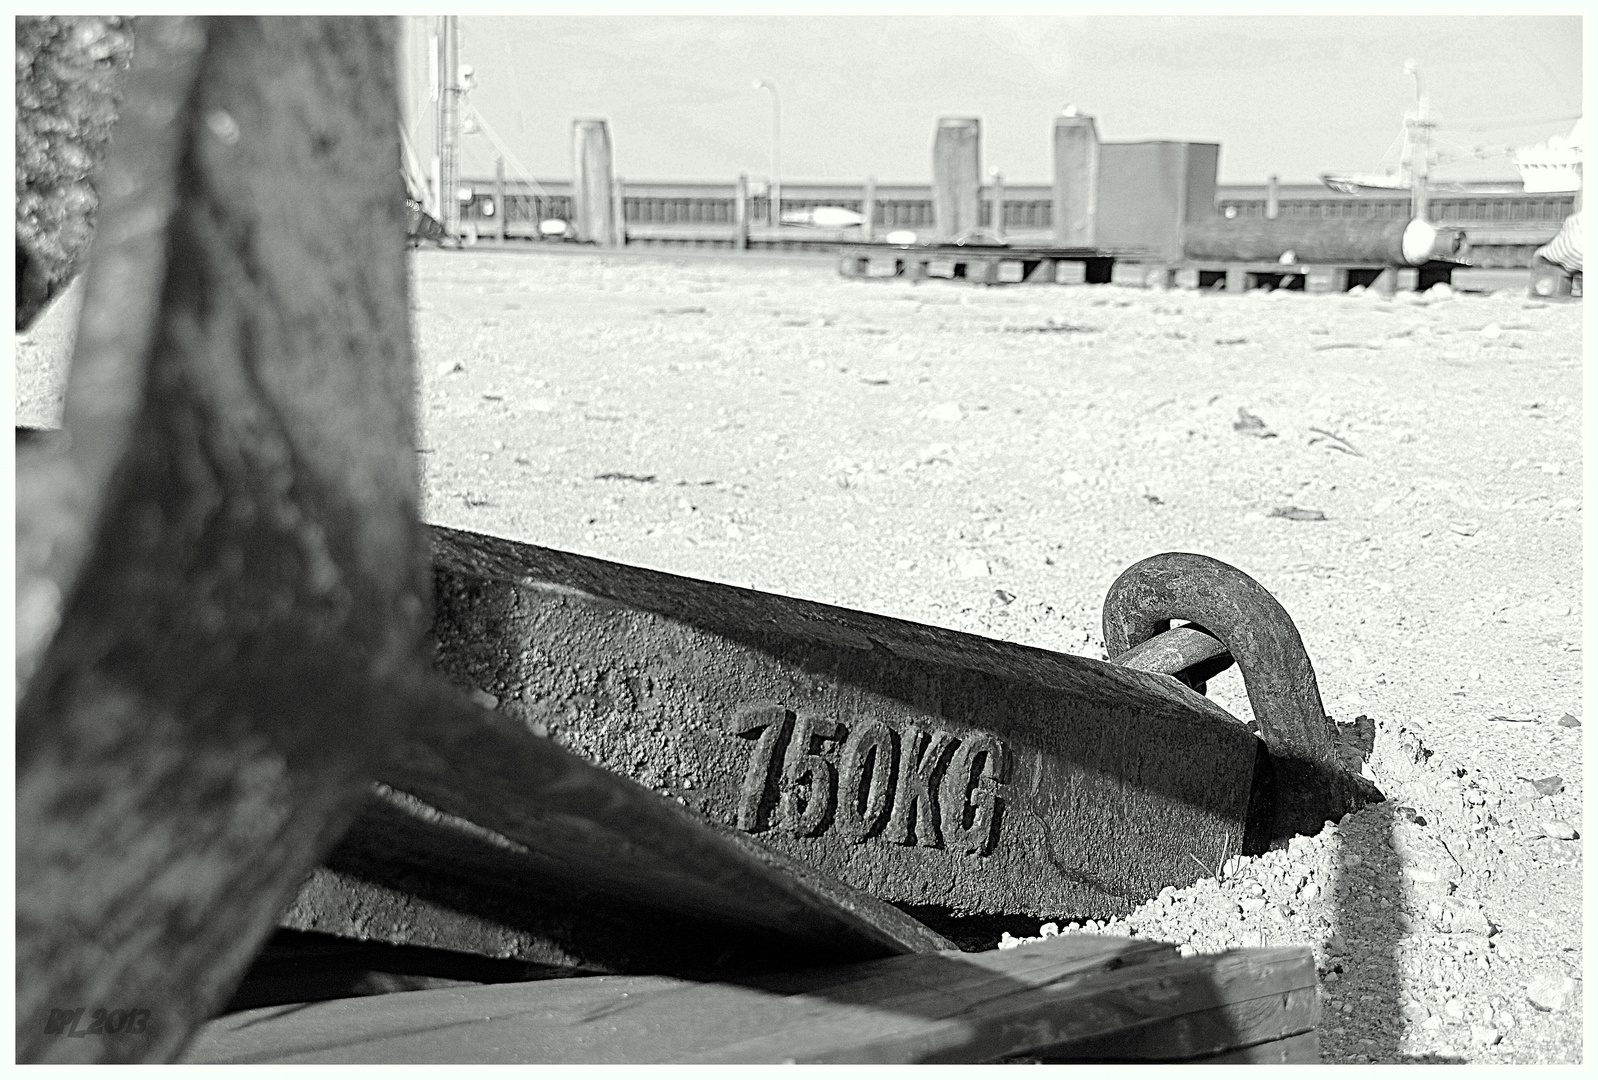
[1103,552,1337,764]
[1102,552,1383,839]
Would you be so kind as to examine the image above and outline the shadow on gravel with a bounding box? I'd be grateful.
[1324,797,1467,1064]
[1323,801,1406,1062]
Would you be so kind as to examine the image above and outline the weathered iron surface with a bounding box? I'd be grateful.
[15,17,430,1062]
[1113,624,1234,694]
[313,678,957,968]
[1103,552,1383,840]
[428,526,1265,923]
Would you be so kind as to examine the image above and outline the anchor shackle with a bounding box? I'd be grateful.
[1103,552,1382,839]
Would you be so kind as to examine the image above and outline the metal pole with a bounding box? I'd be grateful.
[437,16,460,239]
[735,173,750,249]
[1265,174,1279,220]
[754,79,781,227]
[1404,60,1432,222]
[611,174,626,248]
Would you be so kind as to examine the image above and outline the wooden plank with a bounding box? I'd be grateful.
[1036,984,1318,1061]
[730,945,1315,1065]
[185,939,1316,1065]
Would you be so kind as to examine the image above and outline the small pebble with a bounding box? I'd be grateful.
[1538,820,1578,840]
[1526,972,1577,1012]
[1470,1025,1502,1047]
[1557,713,1580,727]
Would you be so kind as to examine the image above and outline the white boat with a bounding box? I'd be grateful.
[781,206,865,228]
[1319,170,1522,197]
[1513,118,1584,194]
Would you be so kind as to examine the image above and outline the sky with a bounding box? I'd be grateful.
[432,14,1584,188]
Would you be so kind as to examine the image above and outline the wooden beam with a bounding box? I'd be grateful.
[184,936,1319,1064]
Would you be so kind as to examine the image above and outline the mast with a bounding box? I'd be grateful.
[437,16,461,238]
[1403,60,1434,221]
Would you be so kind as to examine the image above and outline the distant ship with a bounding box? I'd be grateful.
[1513,118,1584,193]
[1320,61,1577,197]
[1318,170,1522,197]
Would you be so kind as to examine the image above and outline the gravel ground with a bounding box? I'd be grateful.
[14,246,1583,1063]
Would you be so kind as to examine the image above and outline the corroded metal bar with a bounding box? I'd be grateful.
[1113,624,1234,691]
[1182,216,1467,266]
[427,526,1265,924]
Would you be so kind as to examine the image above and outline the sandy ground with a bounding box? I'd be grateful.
[13,247,1583,1063]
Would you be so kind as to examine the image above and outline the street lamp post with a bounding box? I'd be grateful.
[753,78,781,227]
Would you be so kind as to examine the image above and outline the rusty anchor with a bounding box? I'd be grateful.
[386,527,1381,948]
[17,16,1339,1062]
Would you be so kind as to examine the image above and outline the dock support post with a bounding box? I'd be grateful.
[1052,111,1099,247]
[571,118,616,246]
[1266,174,1279,220]
[932,116,981,242]
[862,174,876,242]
